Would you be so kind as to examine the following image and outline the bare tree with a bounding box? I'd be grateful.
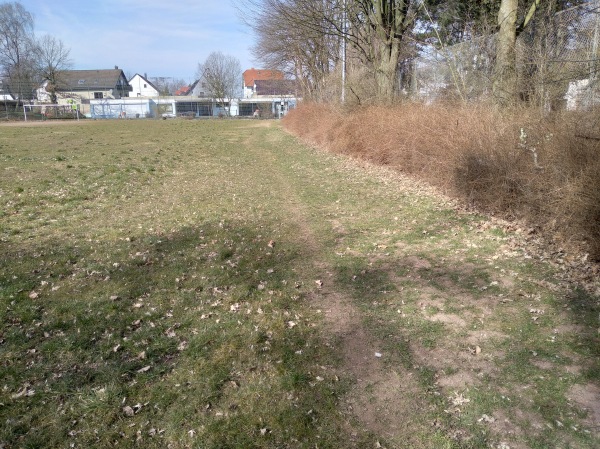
[197,51,241,115]
[0,1,36,103]
[34,34,72,103]
[491,0,576,104]
[148,77,187,96]
[351,1,421,100]
[243,0,340,100]
[240,0,422,102]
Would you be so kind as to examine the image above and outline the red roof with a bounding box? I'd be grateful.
[175,85,190,96]
[243,68,284,87]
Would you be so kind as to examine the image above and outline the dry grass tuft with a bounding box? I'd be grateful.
[283,103,600,259]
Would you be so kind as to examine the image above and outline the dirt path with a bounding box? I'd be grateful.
[251,121,600,448]
[241,123,443,447]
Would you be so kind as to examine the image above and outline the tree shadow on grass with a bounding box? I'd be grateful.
[0,219,350,448]
[564,288,600,380]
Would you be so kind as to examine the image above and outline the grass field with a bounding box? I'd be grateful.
[0,119,598,448]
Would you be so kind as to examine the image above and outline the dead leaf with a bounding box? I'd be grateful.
[123,406,135,417]
[28,291,39,299]
[11,384,35,399]
[478,414,495,423]
[450,392,470,406]
[469,346,482,355]
[137,365,151,373]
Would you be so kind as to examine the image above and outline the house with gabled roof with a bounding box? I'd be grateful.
[36,67,132,115]
[242,68,284,98]
[174,80,209,98]
[187,80,208,97]
[129,73,159,97]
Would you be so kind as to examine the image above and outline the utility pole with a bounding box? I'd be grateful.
[589,0,600,107]
[341,0,347,103]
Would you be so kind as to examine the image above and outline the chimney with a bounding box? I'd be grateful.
[115,65,119,70]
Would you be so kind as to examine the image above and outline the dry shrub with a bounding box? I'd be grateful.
[541,113,600,257]
[283,103,342,148]
[283,102,600,259]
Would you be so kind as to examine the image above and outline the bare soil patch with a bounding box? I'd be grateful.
[427,313,467,327]
[316,289,434,447]
[568,384,600,437]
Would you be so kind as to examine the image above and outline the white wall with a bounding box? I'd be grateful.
[90,98,154,118]
[129,74,159,97]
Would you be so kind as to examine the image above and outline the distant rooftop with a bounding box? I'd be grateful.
[243,68,284,87]
[56,69,130,91]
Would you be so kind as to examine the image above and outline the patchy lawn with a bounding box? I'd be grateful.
[0,119,598,448]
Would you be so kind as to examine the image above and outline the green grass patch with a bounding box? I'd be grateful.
[0,119,598,448]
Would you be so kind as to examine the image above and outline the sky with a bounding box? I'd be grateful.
[19,0,256,83]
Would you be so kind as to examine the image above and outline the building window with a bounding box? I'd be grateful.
[94,92,103,99]
[143,83,147,88]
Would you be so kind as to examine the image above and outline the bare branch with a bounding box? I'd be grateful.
[197,51,242,115]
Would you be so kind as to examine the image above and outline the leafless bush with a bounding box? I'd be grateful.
[283,102,600,259]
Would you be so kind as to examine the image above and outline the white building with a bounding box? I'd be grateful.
[91,98,155,119]
[129,73,160,97]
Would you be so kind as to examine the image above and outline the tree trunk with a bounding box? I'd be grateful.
[370,0,407,102]
[375,42,400,101]
[493,0,518,105]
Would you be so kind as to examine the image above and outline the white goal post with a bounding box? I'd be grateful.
[23,103,80,121]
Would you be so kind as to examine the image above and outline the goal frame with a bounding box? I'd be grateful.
[23,103,80,122]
